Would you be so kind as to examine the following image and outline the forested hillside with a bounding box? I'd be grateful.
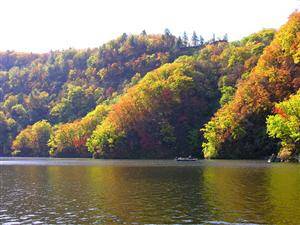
[0,32,200,156]
[202,12,300,159]
[48,29,274,158]
[2,11,300,159]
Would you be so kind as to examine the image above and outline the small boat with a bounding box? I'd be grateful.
[175,156,197,161]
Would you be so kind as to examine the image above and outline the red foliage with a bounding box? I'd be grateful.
[273,106,288,118]
[73,135,88,148]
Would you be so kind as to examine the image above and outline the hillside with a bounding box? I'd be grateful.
[202,12,300,159]
[3,12,300,159]
[0,32,200,156]
[46,29,274,158]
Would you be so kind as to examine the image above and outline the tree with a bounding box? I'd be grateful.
[219,86,235,106]
[267,91,300,160]
[202,12,300,159]
[48,104,110,157]
[50,85,96,123]
[3,95,18,111]
[223,33,228,41]
[0,111,13,155]
[87,55,219,158]
[175,37,183,49]
[191,31,199,46]
[0,31,197,157]
[199,35,204,46]
[120,32,128,42]
[12,120,52,156]
[11,104,29,127]
[211,33,216,43]
[128,35,137,47]
[182,32,189,46]
[27,90,50,123]
[164,28,171,37]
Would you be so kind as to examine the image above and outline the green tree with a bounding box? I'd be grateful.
[267,91,300,160]
[202,12,300,159]
[11,104,29,127]
[12,120,52,156]
[0,111,13,155]
[219,86,235,106]
[50,85,96,123]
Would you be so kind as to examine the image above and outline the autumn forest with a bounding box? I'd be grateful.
[0,12,299,161]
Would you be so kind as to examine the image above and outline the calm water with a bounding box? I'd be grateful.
[1,158,300,224]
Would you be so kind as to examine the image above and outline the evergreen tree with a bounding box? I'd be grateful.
[141,30,147,36]
[164,28,171,37]
[191,31,199,46]
[175,36,183,49]
[212,33,216,43]
[120,33,128,43]
[199,35,204,46]
[223,33,228,41]
[182,32,189,47]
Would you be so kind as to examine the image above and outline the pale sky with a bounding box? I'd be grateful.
[0,0,299,53]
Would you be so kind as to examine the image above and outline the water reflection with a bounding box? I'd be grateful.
[1,159,300,224]
[202,165,272,224]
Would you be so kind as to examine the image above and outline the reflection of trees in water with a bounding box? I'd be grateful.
[201,163,300,224]
[3,163,300,224]
[266,165,300,224]
[80,166,211,224]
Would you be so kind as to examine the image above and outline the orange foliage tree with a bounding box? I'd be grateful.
[202,12,300,159]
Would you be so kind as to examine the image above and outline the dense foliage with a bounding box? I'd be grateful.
[86,56,219,158]
[45,28,273,158]
[0,32,199,156]
[267,91,300,160]
[12,120,52,156]
[1,12,298,159]
[202,12,300,159]
[48,104,110,157]
[85,30,275,158]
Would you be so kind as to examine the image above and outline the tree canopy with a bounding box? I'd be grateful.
[202,12,300,159]
[267,91,300,160]
[0,12,299,159]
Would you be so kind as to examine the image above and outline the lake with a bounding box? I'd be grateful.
[1,158,300,224]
